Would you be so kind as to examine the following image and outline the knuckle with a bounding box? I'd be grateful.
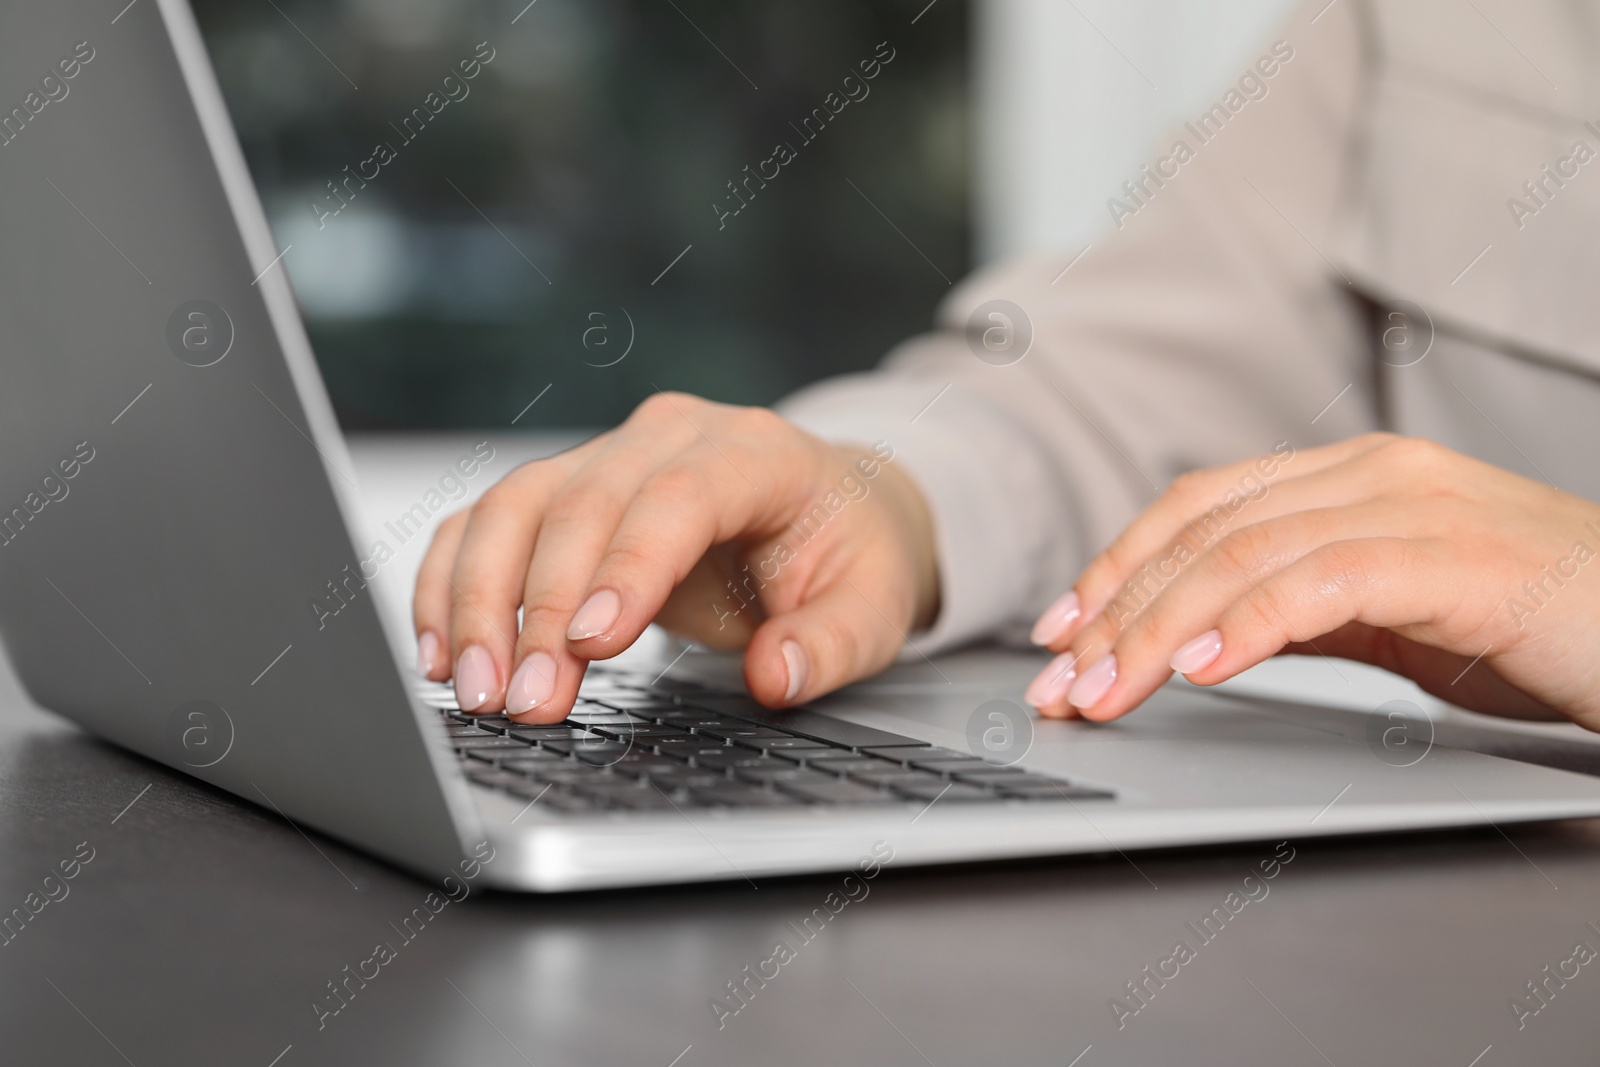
[519,595,576,633]
[472,477,527,520]
[634,390,694,423]
[728,404,784,438]
[541,484,618,529]
[448,588,495,630]
[1313,539,1380,591]
[1165,468,1210,504]
[1094,538,1139,585]
[1377,435,1447,471]
[644,463,712,503]
[597,539,659,581]
[1211,524,1276,581]
[1074,618,1115,658]
[425,510,468,550]
[1239,587,1287,638]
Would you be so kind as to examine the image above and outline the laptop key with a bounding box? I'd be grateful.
[542,737,634,757]
[572,742,636,766]
[651,733,726,747]
[608,758,687,779]
[497,777,552,799]
[591,724,692,739]
[528,765,613,785]
[573,782,681,810]
[467,747,558,765]
[498,754,569,774]
[463,764,519,787]
[803,756,886,774]
[605,747,683,763]
[505,726,594,742]
[569,713,656,729]
[954,770,1063,786]
[849,768,949,788]
[646,769,731,790]
[735,737,833,753]
[453,737,536,753]
[585,694,684,711]
[1000,783,1116,800]
[733,767,838,789]
[892,781,1000,803]
[778,780,900,805]
[908,758,1009,775]
[695,726,793,740]
[464,715,516,734]
[860,746,969,764]
[690,784,807,807]
[688,750,785,771]
[650,711,754,728]
[529,785,609,812]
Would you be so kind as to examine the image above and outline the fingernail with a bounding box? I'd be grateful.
[1024,651,1078,708]
[506,651,558,715]
[1030,591,1081,646]
[416,630,442,676]
[1067,654,1118,710]
[567,588,622,640]
[453,645,499,712]
[781,639,809,703]
[1170,629,1224,675]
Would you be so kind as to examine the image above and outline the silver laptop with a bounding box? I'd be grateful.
[5,0,1600,892]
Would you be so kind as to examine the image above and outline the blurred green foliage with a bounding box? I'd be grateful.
[191,0,970,429]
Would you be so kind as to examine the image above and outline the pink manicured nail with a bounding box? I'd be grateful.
[1030,591,1082,646]
[1067,654,1118,710]
[567,589,622,640]
[506,651,558,715]
[1024,651,1078,707]
[416,630,442,676]
[1170,630,1224,675]
[453,645,499,712]
[781,639,809,703]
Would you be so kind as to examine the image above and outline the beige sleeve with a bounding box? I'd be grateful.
[779,0,1379,652]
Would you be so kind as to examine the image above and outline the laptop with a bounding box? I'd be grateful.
[5,0,1600,892]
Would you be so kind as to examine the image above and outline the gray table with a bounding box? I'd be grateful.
[3,434,1598,1066]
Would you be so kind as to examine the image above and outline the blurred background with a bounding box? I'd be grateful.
[191,0,1295,431]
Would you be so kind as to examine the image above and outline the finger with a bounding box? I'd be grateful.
[506,442,699,720]
[446,459,575,711]
[1280,623,1560,721]
[1035,433,1397,650]
[1186,537,1475,686]
[565,442,802,662]
[654,547,766,650]
[742,566,909,708]
[1061,505,1409,721]
[1024,647,1096,720]
[1090,537,1476,723]
[414,510,469,681]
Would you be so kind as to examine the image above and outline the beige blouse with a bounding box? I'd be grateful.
[778,0,1600,652]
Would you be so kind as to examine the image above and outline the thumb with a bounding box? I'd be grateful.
[742,569,910,707]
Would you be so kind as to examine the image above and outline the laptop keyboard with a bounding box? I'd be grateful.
[438,669,1114,816]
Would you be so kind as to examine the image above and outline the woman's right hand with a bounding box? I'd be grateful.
[412,392,940,723]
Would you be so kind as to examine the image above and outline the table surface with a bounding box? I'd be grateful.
[4,433,1599,1067]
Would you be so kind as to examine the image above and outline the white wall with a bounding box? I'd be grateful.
[974,0,1299,262]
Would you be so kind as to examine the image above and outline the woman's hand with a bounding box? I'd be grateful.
[413,392,939,722]
[1025,434,1600,731]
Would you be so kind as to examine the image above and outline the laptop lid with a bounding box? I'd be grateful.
[0,0,479,879]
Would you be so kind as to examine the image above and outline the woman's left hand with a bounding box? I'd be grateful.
[1024,433,1600,731]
